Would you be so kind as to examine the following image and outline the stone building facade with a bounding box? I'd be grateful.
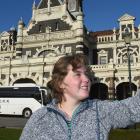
[0,0,88,87]
[1,1,140,100]
[89,13,140,100]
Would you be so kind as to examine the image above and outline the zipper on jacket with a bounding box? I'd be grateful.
[66,105,81,140]
[67,120,72,140]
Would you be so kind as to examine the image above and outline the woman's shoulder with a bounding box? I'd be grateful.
[87,98,109,105]
[86,99,114,110]
[28,106,48,123]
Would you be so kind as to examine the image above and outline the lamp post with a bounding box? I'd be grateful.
[123,27,132,96]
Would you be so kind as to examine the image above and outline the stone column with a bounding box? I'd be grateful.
[138,79,140,89]
[76,42,84,54]
[108,77,115,99]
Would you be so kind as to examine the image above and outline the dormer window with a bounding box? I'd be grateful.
[128,24,132,30]
[100,56,107,64]
[122,26,132,39]
[118,14,136,40]
[121,25,132,32]
[124,27,130,34]
[121,25,126,31]
[98,50,108,65]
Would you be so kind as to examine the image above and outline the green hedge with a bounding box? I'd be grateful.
[109,129,140,140]
[0,128,140,140]
[0,128,22,140]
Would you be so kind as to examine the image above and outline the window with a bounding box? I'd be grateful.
[121,25,126,31]
[108,37,110,41]
[123,54,133,64]
[128,24,132,30]
[122,27,132,39]
[100,56,107,64]
[98,50,108,64]
[123,55,128,63]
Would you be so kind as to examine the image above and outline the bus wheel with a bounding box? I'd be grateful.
[23,108,32,118]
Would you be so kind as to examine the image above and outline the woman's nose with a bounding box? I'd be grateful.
[82,74,90,82]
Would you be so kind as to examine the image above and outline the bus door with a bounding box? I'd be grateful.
[0,98,9,114]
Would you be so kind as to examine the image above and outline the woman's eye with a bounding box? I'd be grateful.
[75,73,81,76]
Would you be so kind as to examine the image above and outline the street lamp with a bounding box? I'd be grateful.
[123,27,132,96]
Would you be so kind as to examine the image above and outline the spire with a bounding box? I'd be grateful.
[10,26,16,31]
[62,0,68,19]
[17,17,24,58]
[138,25,140,38]
[18,17,24,25]
[18,17,24,32]
[47,0,51,14]
[32,0,36,9]
[32,0,36,23]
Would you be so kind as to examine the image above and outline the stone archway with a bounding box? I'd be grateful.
[13,78,36,85]
[90,83,108,100]
[116,82,137,100]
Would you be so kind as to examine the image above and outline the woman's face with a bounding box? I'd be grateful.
[60,65,91,103]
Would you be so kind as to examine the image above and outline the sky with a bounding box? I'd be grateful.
[0,0,140,32]
[83,0,140,31]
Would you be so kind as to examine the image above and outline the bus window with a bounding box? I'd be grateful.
[0,86,46,118]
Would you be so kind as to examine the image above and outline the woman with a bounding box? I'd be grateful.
[20,54,140,140]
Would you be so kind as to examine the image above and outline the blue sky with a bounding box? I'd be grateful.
[0,0,140,32]
[83,0,140,31]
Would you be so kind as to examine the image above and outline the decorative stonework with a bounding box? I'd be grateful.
[34,44,72,57]
[117,46,138,64]
[0,0,85,88]
[118,13,135,22]
[91,19,140,98]
[23,31,74,42]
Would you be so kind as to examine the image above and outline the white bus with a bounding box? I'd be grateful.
[0,84,47,118]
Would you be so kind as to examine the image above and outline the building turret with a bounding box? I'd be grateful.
[118,13,136,40]
[47,0,51,15]
[75,12,84,54]
[31,0,36,23]
[10,26,17,46]
[16,18,24,58]
[76,12,84,36]
[138,24,140,38]
[113,27,116,40]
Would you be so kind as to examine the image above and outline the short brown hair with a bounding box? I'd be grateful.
[47,54,89,103]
